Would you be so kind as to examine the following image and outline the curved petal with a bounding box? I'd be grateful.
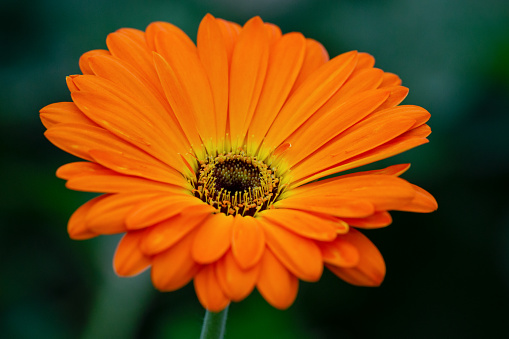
[88,54,191,153]
[45,123,176,175]
[151,230,200,292]
[79,49,110,75]
[106,30,161,91]
[125,194,201,229]
[379,72,402,87]
[194,264,230,312]
[154,29,216,152]
[192,214,234,264]
[215,18,241,61]
[289,116,417,185]
[113,230,151,276]
[67,196,101,240]
[40,102,96,129]
[140,205,214,255]
[273,196,374,218]
[262,51,358,154]
[332,163,411,179]
[319,237,359,268]
[397,184,438,212]
[197,14,229,149]
[246,32,306,153]
[295,135,429,186]
[353,52,375,73]
[259,218,323,282]
[286,175,416,211]
[62,164,189,193]
[152,52,206,159]
[343,211,393,229]
[89,149,184,186]
[85,192,160,234]
[256,249,299,310]
[257,208,338,241]
[333,68,384,101]
[290,38,329,93]
[228,16,270,150]
[145,21,196,55]
[231,215,265,269]
[284,88,391,167]
[215,250,259,302]
[326,229,386,286]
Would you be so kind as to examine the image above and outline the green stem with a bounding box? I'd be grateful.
[199,305,230,339]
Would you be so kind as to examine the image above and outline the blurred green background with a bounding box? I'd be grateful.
[1,0,509,338]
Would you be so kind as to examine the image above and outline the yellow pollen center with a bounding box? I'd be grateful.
[193,152,280,216]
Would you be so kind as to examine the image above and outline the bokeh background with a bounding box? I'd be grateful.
[2,0,509,338]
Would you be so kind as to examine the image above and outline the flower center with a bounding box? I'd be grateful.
[193,152,280,216]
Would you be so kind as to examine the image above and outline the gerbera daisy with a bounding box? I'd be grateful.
[40,14,437,312]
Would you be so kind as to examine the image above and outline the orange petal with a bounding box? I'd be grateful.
[216,18,241,61]
[106,31,160,89]
[326,229,385,286]
[89,149,184,186]
[145,21,196,55]
[398,184,438,212]
[194,264,230,312]
[66,169,188,193]
[66,75,79,92]
[192,214,234,264]
[287,175,416,211]
[257,209,337,241]
[289,117,417,185]
[333,68,384,102]
[215,250,259,302]
[274,196,374,218]
[319,237,360,268]
[85,192,160,234]
[87,55,191,153]
[197,14,229,148]
[79,49,110,75]
[151,230,201,292]
[228,16,270,150]
[291,38,329,92]
[259,218,323,282]
[140,205,214,255]
[231,215,265,269]
[57,162,109,180]
[306,135,429,183]
[332,163,411,180]
[152,52,206,159]
[40,102,95,129]
[154,29,216,152]
[114,28,146,46]
[246,32,306,153]
[262,51,358,151]
[372,86,408,112]
[379,72,402,87]
[264,22,282,44]
[256,249,298,310]
[125,194,201,229]
[342,211,393,229]
[113,230,151,277]
[67,197,101,240]
[353,52,375,72]
[70,89,174,165]
[45,123,169,167]
[285,88,391,167]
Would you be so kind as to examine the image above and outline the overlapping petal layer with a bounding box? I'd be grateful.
[41,14,437,311]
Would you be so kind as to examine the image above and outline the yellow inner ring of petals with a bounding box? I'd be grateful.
[192,151,281,216]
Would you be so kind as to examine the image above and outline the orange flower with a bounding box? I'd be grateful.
[41,14,437,312]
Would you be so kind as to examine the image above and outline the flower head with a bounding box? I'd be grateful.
[41,14,437,311]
